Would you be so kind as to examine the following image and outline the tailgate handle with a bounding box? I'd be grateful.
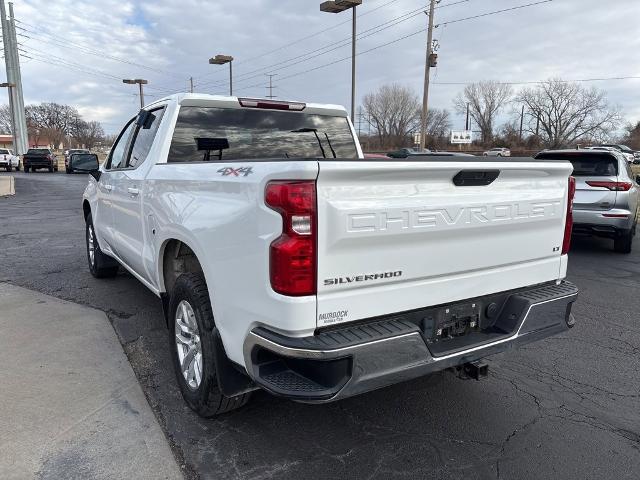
[453,170,500,186]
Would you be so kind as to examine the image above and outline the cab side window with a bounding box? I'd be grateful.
[128,107,166,169]
[106,119,136,170]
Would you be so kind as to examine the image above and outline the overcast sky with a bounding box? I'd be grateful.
[6,0,640,134]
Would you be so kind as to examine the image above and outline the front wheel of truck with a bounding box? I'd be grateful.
[169,272,251,417]
[86,213,119,278]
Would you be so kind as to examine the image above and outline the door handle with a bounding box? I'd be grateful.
[103,184,113,192]
[127,187,140,196]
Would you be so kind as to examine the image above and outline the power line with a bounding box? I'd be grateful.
[231,0,556,92]
[15,19,184,79]
[265,74,277,98]
[437,0,552,27]
[195,0,405,83]
[195,0,474,90]
[433,75,640,86]
[21,46,123,80]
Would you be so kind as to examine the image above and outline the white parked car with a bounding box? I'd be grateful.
[0,148,19,171]
[483,147,511,157]
[590,145,635,164]
[82,94,578,417]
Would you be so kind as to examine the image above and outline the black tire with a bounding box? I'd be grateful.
[86,213,119,278]
[169,272,251,417]
[14,164,19,171]
[614,230,633,254]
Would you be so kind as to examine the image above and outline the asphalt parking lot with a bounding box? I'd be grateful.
[1,171,639,480]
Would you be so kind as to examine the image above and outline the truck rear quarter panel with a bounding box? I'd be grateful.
[145,160,319,366]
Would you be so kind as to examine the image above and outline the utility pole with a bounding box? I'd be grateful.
[350,4,356,124]
[519,104,524,141]
[265,74,277,99]
[190,77,194,93]
[0,1,27,155]
[8,2,26,154]
[465,102,470,130]
[419,0,437,151]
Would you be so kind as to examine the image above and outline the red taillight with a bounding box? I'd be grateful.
[265,181,316,296]
[585,181,632,191]
[238,97,306,111]
[562,176,576,255]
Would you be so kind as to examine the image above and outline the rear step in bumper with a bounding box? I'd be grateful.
[243,281,578,403]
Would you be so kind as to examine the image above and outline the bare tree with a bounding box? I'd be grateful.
[423,108,452,149]
[72,120,105,149]
[621,121,640,150]
[515,79,621,148]
[0,104,12,134]
[425,108,451,138]
[453,80,513,143]
[25,102,80,149]
[494,120,521,148]
[363,83,421,148]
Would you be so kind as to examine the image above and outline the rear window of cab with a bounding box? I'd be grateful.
[168,106,358,162]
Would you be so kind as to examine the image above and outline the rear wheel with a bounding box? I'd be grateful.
[86,213,119,278]
[169,272,251,417]
[614,229,634,254]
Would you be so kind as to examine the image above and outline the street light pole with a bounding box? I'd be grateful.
[320,0,362,124]
[419,0,436,151]
[123,79,148,109]
[209,55,234,96]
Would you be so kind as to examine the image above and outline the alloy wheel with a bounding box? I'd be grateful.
[174,300,203,389]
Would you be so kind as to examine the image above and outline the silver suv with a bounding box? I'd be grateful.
[535,149,639,253]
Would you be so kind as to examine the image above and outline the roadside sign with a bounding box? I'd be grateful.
[450,130,472,144]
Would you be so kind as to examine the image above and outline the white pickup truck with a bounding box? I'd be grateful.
[83,94,578,417]
[0,148,19,171]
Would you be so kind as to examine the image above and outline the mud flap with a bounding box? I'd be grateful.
[213,329,257,397]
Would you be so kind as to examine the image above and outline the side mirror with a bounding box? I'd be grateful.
[136,109,156,129]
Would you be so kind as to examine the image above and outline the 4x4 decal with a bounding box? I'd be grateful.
[217,166,253,177]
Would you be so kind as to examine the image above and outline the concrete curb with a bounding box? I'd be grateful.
[0,283,184,480]
[0,175,14,196]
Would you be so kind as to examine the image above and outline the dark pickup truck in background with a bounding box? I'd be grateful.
[23,148,58,173]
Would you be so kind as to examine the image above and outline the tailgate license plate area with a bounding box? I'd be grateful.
[422,303,481,343]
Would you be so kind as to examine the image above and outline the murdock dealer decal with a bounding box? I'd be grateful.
[318,310,349,324]
[324,270,402,286]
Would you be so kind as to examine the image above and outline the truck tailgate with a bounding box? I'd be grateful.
[315,158,573,327]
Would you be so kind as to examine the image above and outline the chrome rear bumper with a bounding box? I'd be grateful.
[243,281,578,403]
